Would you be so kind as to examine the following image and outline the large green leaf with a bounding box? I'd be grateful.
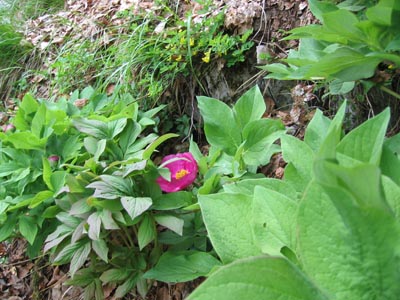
[138,214,156,250]
[322,9,364,42]
[197,96,241,156]
[223,178,297,200]
[70,241,91,277]
[298,181,400,299]
[382,175,400,221]
[242,119,285,166]
[198,193,260,263]
[5,132,46,150]
[281,135,314,192]
[232,85,266,130]
[187,256,328,300]
[252,186,297,256]
[154,214,184,236]
[143,251,222,283]
[304,109,331,152]
[336,108,390,166]
[121,196,152,220]
[87,175,133,199]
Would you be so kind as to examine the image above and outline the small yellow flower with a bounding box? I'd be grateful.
[202,49,211,63]
[190,38,194,46]
[180,37,185,45]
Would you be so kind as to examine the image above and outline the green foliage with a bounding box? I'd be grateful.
[0,90,214,298]
[262,0,400,97]
[193,85,285,193]
[188,101,400,300]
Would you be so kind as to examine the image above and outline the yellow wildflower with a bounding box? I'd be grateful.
[202,49,211,63]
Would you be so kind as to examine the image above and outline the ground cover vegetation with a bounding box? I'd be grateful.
[1,0,400,299]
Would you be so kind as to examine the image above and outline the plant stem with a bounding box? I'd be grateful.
[380,85,400,100]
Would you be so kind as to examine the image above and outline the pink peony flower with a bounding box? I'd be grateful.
[156,152,198,193]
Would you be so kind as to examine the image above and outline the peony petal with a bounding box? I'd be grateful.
[156,152,198,193]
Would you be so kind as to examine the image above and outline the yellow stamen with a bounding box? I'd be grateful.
[175,169,189,180]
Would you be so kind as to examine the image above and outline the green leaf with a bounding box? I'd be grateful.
[252,186,297,256]
[223,178,297,200]
[50,171,67,194]
[318,101,346,160]
[281,135,314,192]
[100,210,120,230]
[199,193,260,263]
[144,251,222,283]
[298,181,400,299]
[84,137,106,162]
[119,120,142,157]
[121,196,152,220]
[20,93,39,115]
[19,215,38,245]
[0,213,17,242]
[336,108,390,166]
[381,141,400,185]
[73,118,108,139]
[92,239,109,263]
[107,118,127,139]
[382,176,400,221]
[28,190,54,208]
[42,156,52,190]
[87,175,133,199]
[328,80,355,95]
[31,103,47,138]
[54,240,87,264]
[70,241,91,276]
[138,214,156,250]
[65,268,96,287]
[154,215,184,236]
[187,256,328,300]
[306,47,382,81]
[322,9,364,42]
[142,133,179,160]
[0,162,22,177]
[152,191,193,210]
[308,0,338,22]
[114,273,139,299]
[304,109,331,152]
[242,118,285,166]
[198,96,241,156]
[87,212,101,240]
[366,0,400,27]
[6,132,46,150]
[100,268,130,283]
[232,85,266,129]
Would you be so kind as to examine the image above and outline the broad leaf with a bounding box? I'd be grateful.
[19,215,38,245]
[199,193,260,263]
[336,108,390,166]
[143,251,222,283]
[304,109,331,152]
[92,239,109,263]
[242,118,285,166]
[298,181,400,299]
[198,96,241,155]
[70,241,91,276]
[121,196,152,220]
[252,186,297,256]
[138,214,156,250]
[281,135,314,192]
[187,256,328,300]
[154,215,184,236]
[232,85,266,130]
